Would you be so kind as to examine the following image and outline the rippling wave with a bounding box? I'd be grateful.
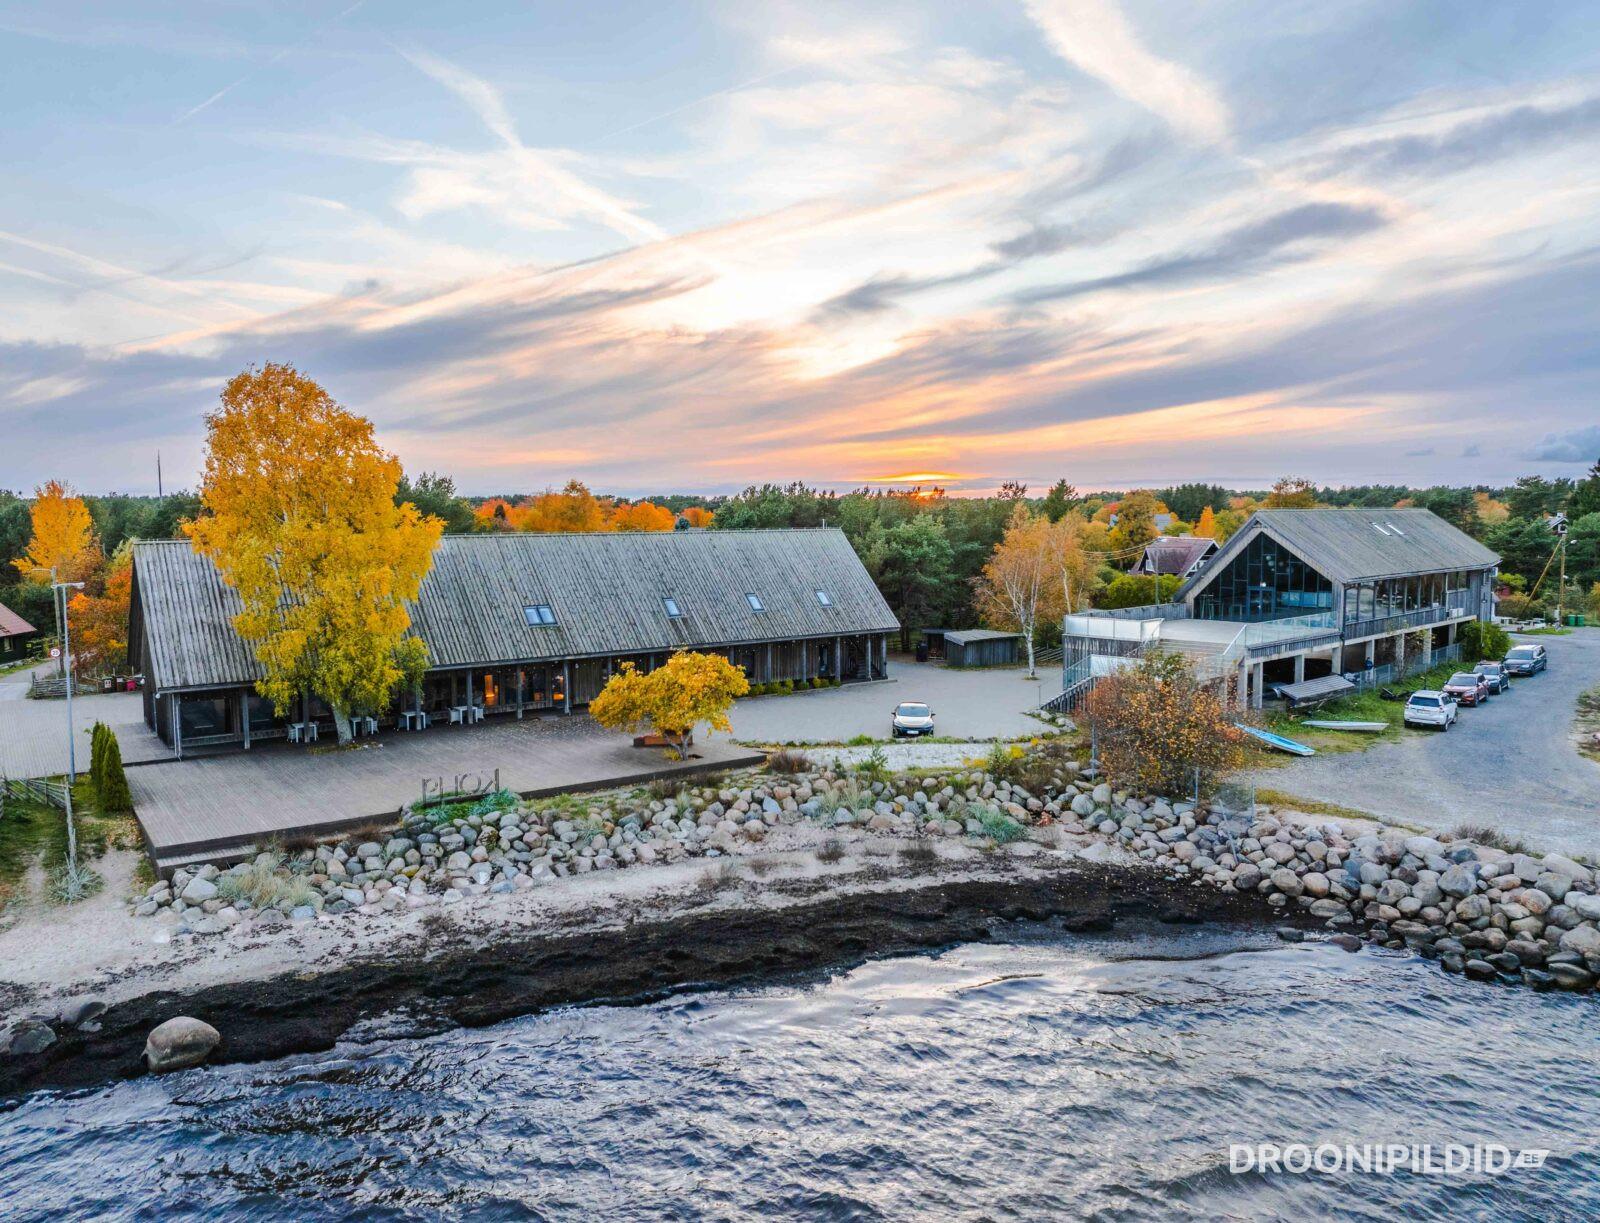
[3,925,1596,1221]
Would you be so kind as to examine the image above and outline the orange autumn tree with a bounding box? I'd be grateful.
[608,499,676,532]
[589,651,750,759]
[68,541,133,673]
[186,364,444,744]
[14,479,99,583]
[1193,506,1217,539]
[475,498,522,530]
[681,506,715,528]
[1084,651,1246,799]
[519,480,609,532]
[476,487,680,534]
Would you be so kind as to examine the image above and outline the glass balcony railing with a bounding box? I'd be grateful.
[1342,605,1471,639]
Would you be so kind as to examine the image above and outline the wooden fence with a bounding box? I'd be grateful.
[0,774,69,819]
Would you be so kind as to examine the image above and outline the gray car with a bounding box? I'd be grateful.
[1475,660,1511,694]
[1503,644,1548,675]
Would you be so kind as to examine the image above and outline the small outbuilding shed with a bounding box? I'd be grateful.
[941,629,1023,667]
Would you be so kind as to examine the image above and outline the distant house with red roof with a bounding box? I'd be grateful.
[0,600,38,663]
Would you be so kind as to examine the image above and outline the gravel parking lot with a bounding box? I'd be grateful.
[727,659,1052,745]
[1248,629,1600,855]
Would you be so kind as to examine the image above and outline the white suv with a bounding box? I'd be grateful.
[1404,690,1458,731]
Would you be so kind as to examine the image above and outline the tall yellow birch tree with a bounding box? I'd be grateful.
[186,364,443,743]
[974,505,1065,679]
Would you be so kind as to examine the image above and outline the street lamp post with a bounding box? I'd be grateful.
[30,568,85,782]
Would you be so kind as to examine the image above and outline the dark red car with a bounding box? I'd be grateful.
[1442,671,1490,707]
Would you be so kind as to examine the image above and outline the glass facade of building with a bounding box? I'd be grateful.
[1193,532,1334,622]
[1342,571,1472,627]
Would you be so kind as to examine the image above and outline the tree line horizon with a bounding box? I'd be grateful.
[4,365,1599,687]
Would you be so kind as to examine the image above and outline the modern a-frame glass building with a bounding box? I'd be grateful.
[1063,509,1499,709]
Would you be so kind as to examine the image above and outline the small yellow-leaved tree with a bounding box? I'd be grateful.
[589,651,750,759]
[14,479,99,583]
[186,364,443,744]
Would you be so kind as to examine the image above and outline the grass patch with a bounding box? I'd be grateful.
[765,748,811,775]
[1451,822,1530,854]
[968,802,1026,845]
[646,775,686,801]
[1518,626,1573,636]
[0,797,67,908]
[1576,686,1600,763]
[815,838,845,864]
[1255,788,1378,823]
[0,779,140,910]
[214,854,320,911]
[1260,661,1468,756]
[696,859,741,895]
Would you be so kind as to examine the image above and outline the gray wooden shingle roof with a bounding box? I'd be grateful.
[132,529,898,693]
[1140,536,1217,575]
[1179,508,1499,599]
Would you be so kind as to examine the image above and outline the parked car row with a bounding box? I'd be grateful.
[1402,644,1548,731]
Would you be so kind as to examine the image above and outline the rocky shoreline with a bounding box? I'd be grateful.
[4,741,1597,1095]
[0,863,1272,1098]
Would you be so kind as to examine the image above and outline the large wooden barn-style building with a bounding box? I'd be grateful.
[129,529,899,752]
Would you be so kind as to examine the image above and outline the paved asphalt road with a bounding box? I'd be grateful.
[0,660,51,702]
[1248,630,1600,855]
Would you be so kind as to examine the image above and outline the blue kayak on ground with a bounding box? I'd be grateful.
[1235,723,1317,756]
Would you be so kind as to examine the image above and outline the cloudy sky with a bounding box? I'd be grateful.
[3,0,1600,497]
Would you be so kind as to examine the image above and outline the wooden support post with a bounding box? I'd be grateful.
[562,661,572,714]
[172,693,183,760]
[516,668,525,720]
[766,642,774,683]
[241,692,251,750]
[835,635,843,681]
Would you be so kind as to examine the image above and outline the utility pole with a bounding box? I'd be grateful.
[157,450,163,498]
[1558,533,1567,624]
[61,578,83,784]
[33,570,86,782]
[1550,513,1570,625]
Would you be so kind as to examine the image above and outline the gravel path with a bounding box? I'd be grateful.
[1246,629,1600,854]
[808,742,1025,771]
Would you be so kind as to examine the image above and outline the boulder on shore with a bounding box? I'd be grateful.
[144,1017,221,1074]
